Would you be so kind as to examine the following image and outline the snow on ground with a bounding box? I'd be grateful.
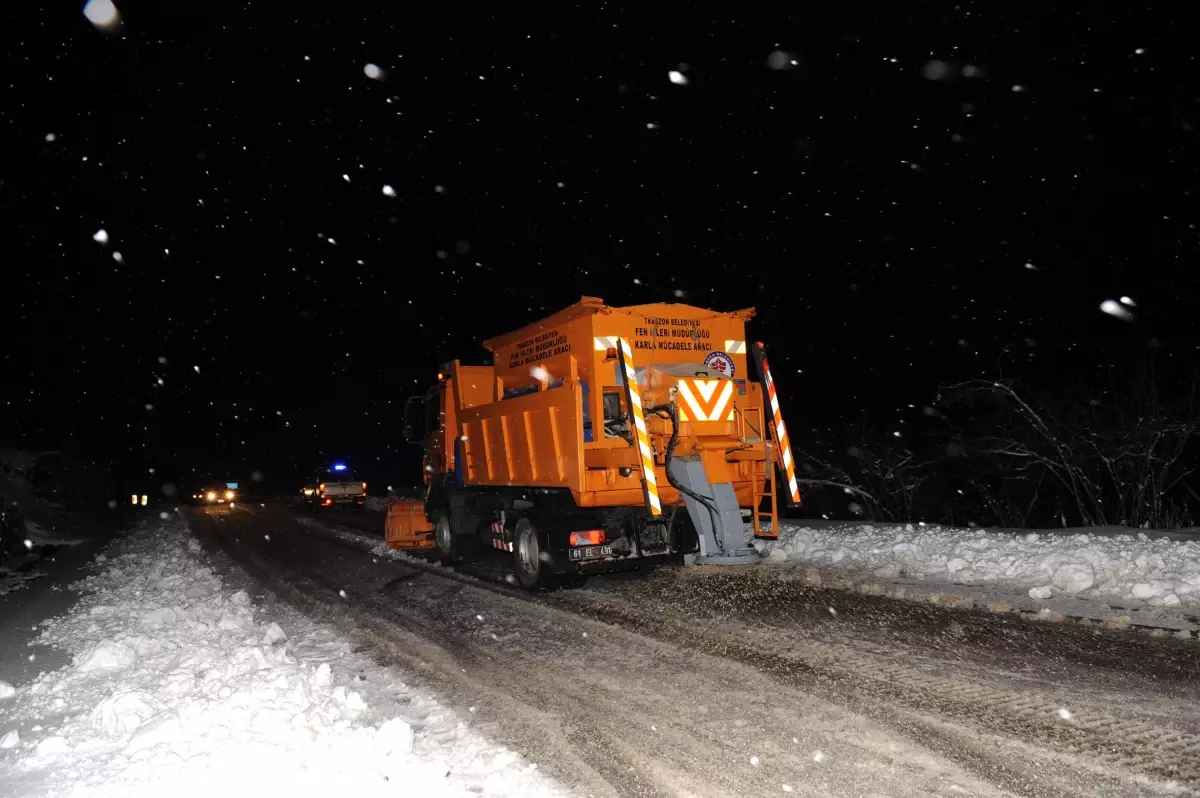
[758,521,1200,610]
[364,496,391,513]
[0,517,567,798]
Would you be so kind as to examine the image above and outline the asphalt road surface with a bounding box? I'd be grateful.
[187,503,1200,798]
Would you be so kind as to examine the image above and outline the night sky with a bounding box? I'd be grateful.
[6,2,1200,496]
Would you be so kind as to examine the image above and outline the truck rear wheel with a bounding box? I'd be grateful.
[434,511,457,565]
[513,517,548,591]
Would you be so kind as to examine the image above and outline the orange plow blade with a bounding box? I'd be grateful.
[385,500,436,550]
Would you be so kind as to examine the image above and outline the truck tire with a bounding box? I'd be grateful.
[434,511,457,565]
[512,517,548,591]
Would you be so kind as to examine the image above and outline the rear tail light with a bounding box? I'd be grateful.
[322,498,332,506]
[569,530,606,547]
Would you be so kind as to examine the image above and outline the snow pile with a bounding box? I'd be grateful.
[761,522,1200,608]
[0,518,564,798]
[364,496,392,513]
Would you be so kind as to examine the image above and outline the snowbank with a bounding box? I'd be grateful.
[760,522,1200,609]
[364,495,391,513]
[0,518,565,798]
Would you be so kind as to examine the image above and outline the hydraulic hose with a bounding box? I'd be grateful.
[646,402,721,552]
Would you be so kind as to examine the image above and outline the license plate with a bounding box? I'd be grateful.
[569,545,612,561]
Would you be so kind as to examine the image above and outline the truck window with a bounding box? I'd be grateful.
[603,392,622,421]
[602,391,631,441]
[423,392,440,437]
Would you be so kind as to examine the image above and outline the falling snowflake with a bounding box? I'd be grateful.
[93,228,109,245]
[382,184,396,197]
[1119,295,1136,307]
[363,63,384,80]
[922,60,953,81]
[668,70,688,86]
[530,365,551,383]
[645,122,659,129]
[112,251,124,264]
[45,133,57,143]
[339,590,347,599]
[1058,707,1073,720]
[766,50,795,70]
[812,750,825,762]
[749,755,761,766]
[23,539,32,550]
[1099,299,1134,321]
[83,0,120,29]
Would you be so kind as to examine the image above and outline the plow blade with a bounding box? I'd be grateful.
[385,500,436,550]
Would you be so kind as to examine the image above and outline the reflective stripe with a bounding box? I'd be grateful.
[724,339,747,354]
[677,378,734,421]
[676,380,706,422]
[594,336,619,351]
[760,353,801,503]
[617,337,662,517]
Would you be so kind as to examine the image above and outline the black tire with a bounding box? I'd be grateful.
[512,517,549,590]
[434,511,457,565]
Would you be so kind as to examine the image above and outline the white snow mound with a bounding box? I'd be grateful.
[764,522,1200,608]
[0,519,566,798]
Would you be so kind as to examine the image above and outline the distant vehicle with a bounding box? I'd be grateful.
[303,463,366,510]
[194,482,238,504]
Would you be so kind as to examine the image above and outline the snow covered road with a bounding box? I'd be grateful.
[177,503,1200,797]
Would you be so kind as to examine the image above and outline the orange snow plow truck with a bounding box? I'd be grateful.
[385,296,801,589]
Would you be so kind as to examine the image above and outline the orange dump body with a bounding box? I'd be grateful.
[427,296,787,532]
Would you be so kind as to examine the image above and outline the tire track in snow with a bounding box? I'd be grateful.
[193,506,1018,798]
[207,505,1197,795]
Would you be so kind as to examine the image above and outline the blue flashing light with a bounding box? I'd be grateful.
[332,463,348,472]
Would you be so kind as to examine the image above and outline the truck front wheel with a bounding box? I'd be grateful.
[513,517,548,591]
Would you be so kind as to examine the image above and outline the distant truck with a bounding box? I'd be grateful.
[303,463,366,510]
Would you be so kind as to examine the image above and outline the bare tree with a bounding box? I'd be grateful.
[942,376,1200,528]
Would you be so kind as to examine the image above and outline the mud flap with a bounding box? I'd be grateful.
[668,457,759,566]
